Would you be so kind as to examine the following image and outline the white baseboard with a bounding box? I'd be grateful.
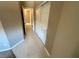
[0,39,24,52]
[11,39,24,49]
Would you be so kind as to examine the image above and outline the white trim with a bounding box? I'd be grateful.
[34,31,50,56]
[11,39,24,49]
[36,1,48,9]
[39,1,48,7]
[44,47,50,56]
[0,39,24,52]
[30,9,32,25]
[0,47,12,52]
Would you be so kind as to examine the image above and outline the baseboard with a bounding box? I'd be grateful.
[33,30,51,56]
[11,39,24,49]
[0,39,24,53]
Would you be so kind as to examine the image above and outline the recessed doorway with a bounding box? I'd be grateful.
[22,7,34,33]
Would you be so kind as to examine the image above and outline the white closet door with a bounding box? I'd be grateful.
[36,8,41,36]
[40,2,50,44]
[40,2,50,30]
[0,20,10,52]
[35,2,50,44]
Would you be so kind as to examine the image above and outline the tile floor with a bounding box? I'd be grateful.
[12,25,49,58]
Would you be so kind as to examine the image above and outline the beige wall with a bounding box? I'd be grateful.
[22,1,43,8]
[34,1,43,8]
[0,2,24,47]
[45,2,64,54]
[22,1,34,8]
[51,2,79,57]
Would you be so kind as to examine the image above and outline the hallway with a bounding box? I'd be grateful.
[12,25,49,58]
[0,1,79,58]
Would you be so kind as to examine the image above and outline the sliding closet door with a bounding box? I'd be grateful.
[40,2,50,44]
[35,2,50,44]
[36,7,41,40]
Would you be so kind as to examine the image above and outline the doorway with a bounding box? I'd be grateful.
[23,8,34,33]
